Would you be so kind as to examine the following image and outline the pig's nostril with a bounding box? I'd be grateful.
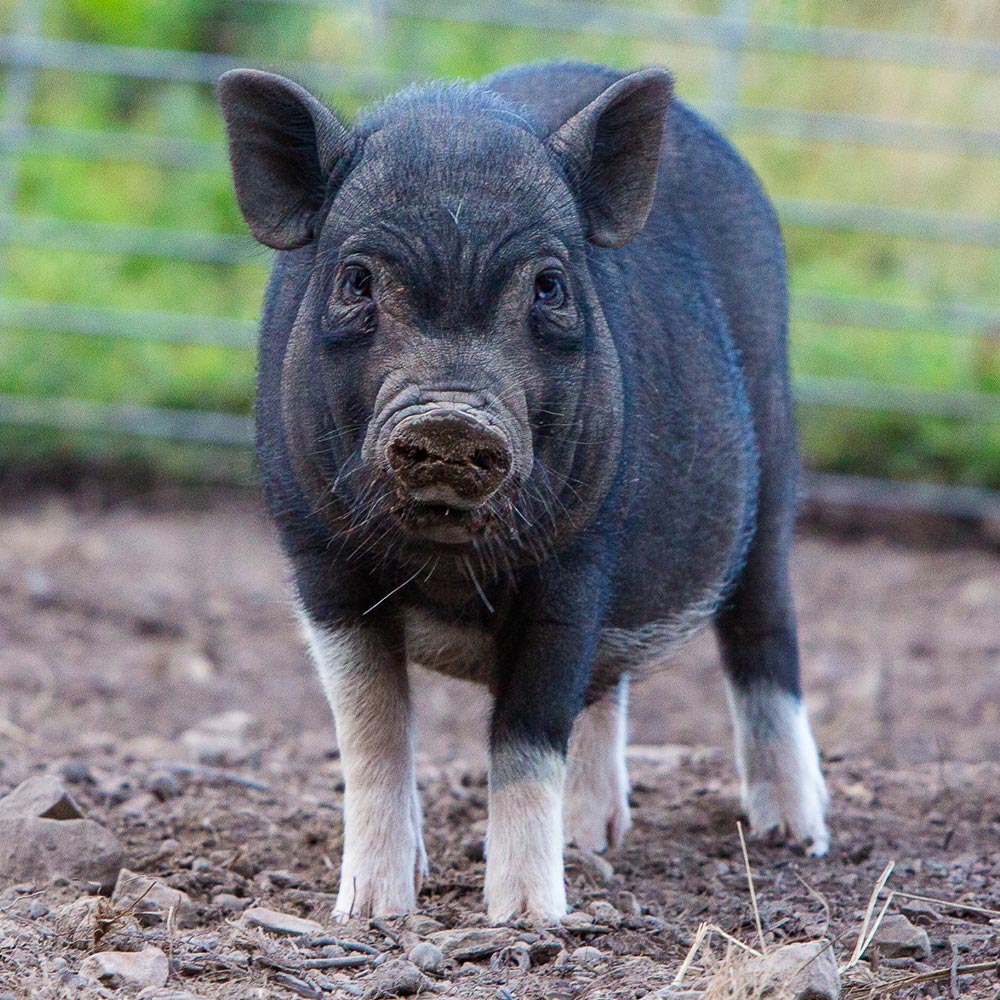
[472,448,502,471]
[394,443,429,464]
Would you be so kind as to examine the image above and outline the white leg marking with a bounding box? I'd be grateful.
[486,747,567,923]
[725,680,830,856]
[564,675,631,852]
[299,614,425,920]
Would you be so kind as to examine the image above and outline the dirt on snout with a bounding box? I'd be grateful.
[0,486,998,999]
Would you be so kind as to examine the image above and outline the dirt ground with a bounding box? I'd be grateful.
[0,486,998,998]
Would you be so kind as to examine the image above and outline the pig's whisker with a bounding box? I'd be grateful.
[463,556,495,614]
[362,558,431,616]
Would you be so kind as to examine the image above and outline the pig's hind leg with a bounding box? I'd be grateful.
[299,616,426,919]
[564,675,631,852]
[714,493,829,856]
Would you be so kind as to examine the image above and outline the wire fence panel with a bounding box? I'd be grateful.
[0,0,998,515]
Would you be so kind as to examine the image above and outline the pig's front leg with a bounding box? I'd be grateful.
[564,674,631,852]
[485,563,605,923]
[299,616,425,920]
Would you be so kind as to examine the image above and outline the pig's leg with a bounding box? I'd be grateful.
[714,511,829,856]
[564,675,631,852]
[485,561,604,923]
[299,616,426,919]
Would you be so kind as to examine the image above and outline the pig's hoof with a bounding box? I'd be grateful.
[564,784,631,853]
[331,834,426,921]
[331,874,419,922]
[484,859,567,925]
[485,884,567,926]
[744,768,830,857]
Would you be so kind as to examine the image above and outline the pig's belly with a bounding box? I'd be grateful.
[404,582,721,691]
[404,607,497,686]
[593,587,721,680]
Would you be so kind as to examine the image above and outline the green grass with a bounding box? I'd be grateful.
[1,0,998,486]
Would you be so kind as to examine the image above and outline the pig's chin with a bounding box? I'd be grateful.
[397,502,488,545]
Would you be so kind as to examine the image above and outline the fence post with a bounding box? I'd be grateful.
[710,0,751,132]
[367,0,392,90]
[0,0,44,291]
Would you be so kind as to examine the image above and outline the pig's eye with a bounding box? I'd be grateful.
[340,264,373,301]
[534,269,567,309]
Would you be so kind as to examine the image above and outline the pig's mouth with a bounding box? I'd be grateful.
[396,500,490,545]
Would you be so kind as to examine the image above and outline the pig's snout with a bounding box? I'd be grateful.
[387,410,512,508]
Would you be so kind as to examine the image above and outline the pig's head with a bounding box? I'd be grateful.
[219,68,670,565]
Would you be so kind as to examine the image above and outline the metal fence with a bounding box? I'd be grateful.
[1,0,999,517]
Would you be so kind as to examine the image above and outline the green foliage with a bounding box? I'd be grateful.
[0,0,998,486]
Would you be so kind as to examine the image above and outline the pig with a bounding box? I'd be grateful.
[217,59,829,923]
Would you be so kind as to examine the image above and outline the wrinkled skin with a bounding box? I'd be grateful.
[219,61,829,923]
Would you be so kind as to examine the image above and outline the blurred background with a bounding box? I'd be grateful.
[0,0,998,515]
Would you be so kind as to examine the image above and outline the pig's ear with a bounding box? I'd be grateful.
[546,68,672,249]
[218,69,354,250]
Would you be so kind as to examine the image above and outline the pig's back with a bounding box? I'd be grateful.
[488,62,790,646]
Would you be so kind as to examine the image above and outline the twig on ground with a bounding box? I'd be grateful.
[153,761,273,792]
[868,959,1000,996]
[841,860,895,973]
[300,936,380,955]
[893,890,1000,920]
[273,971,323,998]
[738,821,767,956]
[670,922,764,989]
[794,871,832,937]
[370,918,401,946]
[671,922,710,988]
[299,956,374,970]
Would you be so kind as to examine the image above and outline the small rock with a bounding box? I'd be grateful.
[23,568,53,603]
[243,905,324,936]
[398,930,421,954]
[408,940,445,973]
[403,913,445,935]
[53,896,144,952]
[121,792,158,818]
[113,869,197,927]
[490,942,531,975]
[428,926,517,961]
[0,774,84,820]
[565,847,615,888]
[745,939,840,1000]
[898,898,943,925]
[180,710,258,766]
[58,761,93,785]
[617,890,643,918]
[146,771,179,801]
[528,937,562,964]
[364,958,430,998]
[80,946,169,989]
[27,900,49,919]
[839,781,875,807]
[561,910,601,931]
[589,900,621,927]
[212,892,250,913]
[267,868,301,887]
[873,914,931,960]
[571,946,605,967]
[0,816,123,891]
[461,836,486,862]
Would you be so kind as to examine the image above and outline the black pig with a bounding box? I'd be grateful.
[218,60,828,922]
